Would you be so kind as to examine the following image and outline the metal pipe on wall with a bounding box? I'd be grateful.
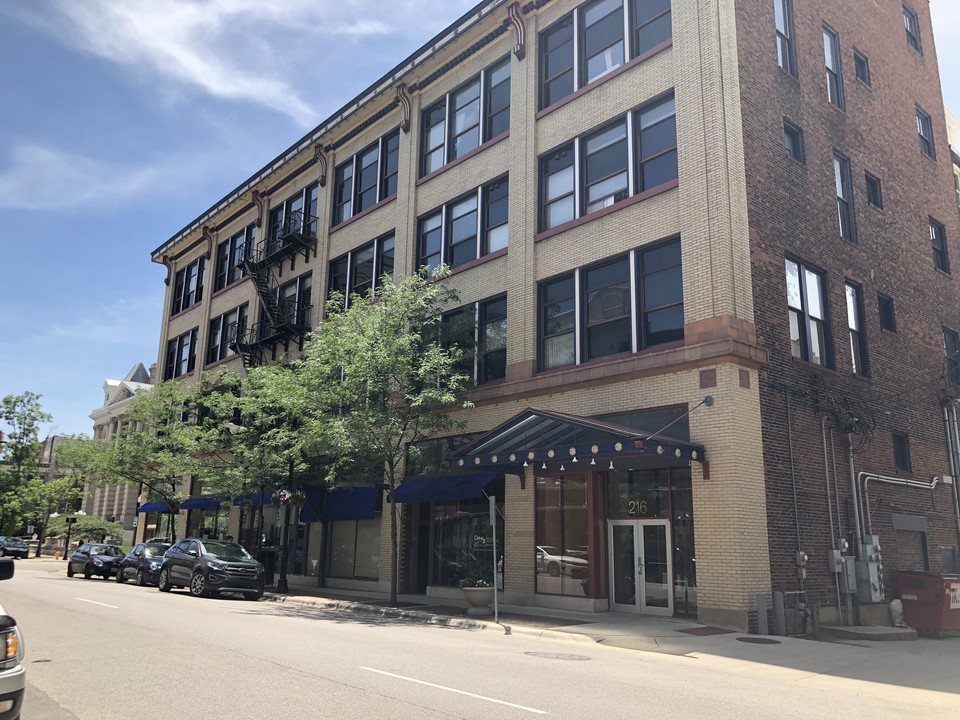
[785,392,803,590]
[822,418,837,547]
[847,434,864,556]
[859,473,941,536]
[948,406,960,555]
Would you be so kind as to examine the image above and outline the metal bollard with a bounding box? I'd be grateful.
[756,593,769,635]
[773,591,786,636]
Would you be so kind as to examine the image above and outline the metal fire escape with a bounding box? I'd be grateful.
[230,210,316,367]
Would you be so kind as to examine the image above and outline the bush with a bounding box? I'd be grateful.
[46,515,124,544]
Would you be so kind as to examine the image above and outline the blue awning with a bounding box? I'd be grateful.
[233,490,276,507]
[322,487,379,521]
[298,488,325,523]
[180,497,221,511]
[138,502,171,513]
[394,472,495,503]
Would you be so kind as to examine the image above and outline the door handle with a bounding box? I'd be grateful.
[637,561,643,576]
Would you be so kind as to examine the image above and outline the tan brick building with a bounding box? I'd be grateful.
[148,0,960,631]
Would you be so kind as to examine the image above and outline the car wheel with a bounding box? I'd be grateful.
[135,569,146,586]
[547,562,560,577]
[83,565,93,580]
[158,568,172,592]
[189,571,209,598]
[66,564,74,578]
[116,569,126,583]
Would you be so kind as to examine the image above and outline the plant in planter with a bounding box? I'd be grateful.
[459,577,495,616]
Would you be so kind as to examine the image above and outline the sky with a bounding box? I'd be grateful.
[0,1,958,439]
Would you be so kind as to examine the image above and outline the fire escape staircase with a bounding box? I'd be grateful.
[229,211,317,368]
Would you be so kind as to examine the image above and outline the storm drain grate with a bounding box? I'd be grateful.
[735,637,781,645]
[525,652,591,661]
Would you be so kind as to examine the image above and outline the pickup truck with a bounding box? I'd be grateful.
[0,559,24,719]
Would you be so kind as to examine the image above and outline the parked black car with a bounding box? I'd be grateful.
[0,537,28,559]
[67,543,123,579]
[158,539,264,600]
[115,543,170,586]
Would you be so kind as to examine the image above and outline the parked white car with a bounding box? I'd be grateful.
[536,545,589,578]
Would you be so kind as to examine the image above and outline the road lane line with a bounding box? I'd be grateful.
[360,666,547,715]
[75,598,118,609]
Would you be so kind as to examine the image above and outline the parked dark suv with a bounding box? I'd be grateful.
[67,544,123,579]
[0,538,28,560]
[157,539,264,600]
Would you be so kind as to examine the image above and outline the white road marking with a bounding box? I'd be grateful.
[360,666,547,715]
[75,598,118,609]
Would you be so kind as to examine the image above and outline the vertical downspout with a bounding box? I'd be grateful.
[785,392,803,589]
[847,434,863,557]
[829,432,844,538]
[822,418,843,624]
[948,406,960,554]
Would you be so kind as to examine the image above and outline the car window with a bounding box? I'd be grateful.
[144,544,169,557]
[201,542,254,562]
[132,545,143,557]
[174,540,190,552]
[90,545,122,556]
[6,538,25,547]
[78,544,90,553]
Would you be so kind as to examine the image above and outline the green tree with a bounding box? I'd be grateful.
[46,514,123,545]
[0,392,53,532]
[297,268,474,605]
[17,474,84,556]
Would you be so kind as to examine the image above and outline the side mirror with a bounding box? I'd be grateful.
[187,550,199,557]
[0,558,14,581]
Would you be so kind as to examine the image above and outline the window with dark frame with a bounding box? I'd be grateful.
[893,432,912,472]
[917,107,935,158]
[273,273,312,330]
[903,4,921,53]
[945,327,960,384]
[333,127,401,226]
[439,294,508,385]
[206,304,248,365]
[845,282,867,376]
[538,0,671,110]
[328,233,395,309]
[170,257,206,316]
[785,259,828,366]
[931,218,949,273]
[823,26,844,110]
[865,173,883,208]
[853,50,870,85]
[266,184,319,256]
[415,177,509,274]
[419,57,511,177]
[214,225,255,291]
[164,328,199,380]
[783,121,803,162]
[774,0,796,76]
[834,153,856,240]
[538,239,683,371]
[539,93,677,232]
[878,294,896,332]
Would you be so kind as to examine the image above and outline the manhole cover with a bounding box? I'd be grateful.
[735,637,781,645]
[524,652,591,661]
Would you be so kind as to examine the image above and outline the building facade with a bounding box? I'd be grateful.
[148,0,960,631]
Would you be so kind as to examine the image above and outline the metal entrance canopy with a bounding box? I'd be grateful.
[445,408,706,471]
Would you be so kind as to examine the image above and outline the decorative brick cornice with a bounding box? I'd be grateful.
[313,145,327,187]
[508,3,526,60]
[201,226,214,259]
[252,190,265,229]
[396,84,412,133]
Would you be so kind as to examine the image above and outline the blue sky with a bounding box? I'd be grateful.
[0,0,958,438]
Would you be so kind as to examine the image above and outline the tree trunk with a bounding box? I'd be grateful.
[389,473,398,607]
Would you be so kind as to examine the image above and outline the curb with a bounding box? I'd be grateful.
[263,593,599,645]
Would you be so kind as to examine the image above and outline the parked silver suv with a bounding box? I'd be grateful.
[0,558,24,719]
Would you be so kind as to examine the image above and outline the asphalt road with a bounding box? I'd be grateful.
[8,561,960,719]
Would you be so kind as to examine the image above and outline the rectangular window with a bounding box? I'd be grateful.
[917,107,935,158]
[539,93,676,231]
[327,232,395,308]
[581,0,625,85]
[893,433,912,473]
[945,327,960,384]
[333,128,401,226]
[419,57,511,177]
[416,177,509,273]
[903,4,921,53]
[774,0,796,75]
[823,27,844,110]
[539,1,671,110]
[214,225,255,291]
[206,304,248,365]
[479,295,507,383]
[785,259,828,366]
[164,328,198,380]
[854,50,870,85]
[865,173,883,208]
[845,282,867,376]
[538,239,683,370]
[536,474,589,597]
[276,273,312,328]
[170,257,205,316]
[878,294,896,332]
[783,121,803,162]
[265,184,319,259]
[931,218,949,273]
[834,153,856,240]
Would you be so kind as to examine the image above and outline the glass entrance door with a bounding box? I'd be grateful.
[608,519,673,615]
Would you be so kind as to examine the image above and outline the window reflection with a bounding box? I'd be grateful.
[431,478,505,587]
[536,474,590,596]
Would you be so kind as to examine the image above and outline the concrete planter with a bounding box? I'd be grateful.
[462,586,494,616]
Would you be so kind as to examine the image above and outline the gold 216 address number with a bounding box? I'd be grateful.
[627,500,648,515]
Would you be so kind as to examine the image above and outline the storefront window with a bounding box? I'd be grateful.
[607,468,669,518]
[431,478,504,587]
[329,517,381,580]
[536,474,589,596]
